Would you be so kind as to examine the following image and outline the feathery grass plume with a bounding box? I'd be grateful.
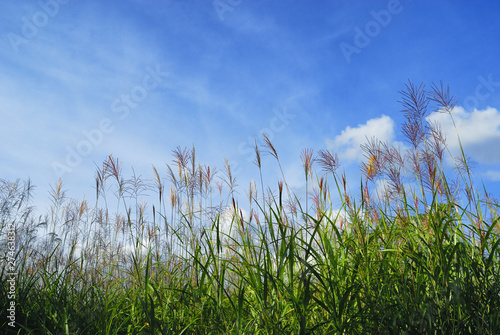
[429,80,457,115]
[260,132,291,208]
[216,179,223,197]
[172,145,189,188]
[198,163,203,195]
[152,165,163,204]
[254,137,261,169]
[248,180,254,207]
[399,80,429,149]
[191,144,196,176]
[261,132,278,160]
[172,145,190,171]
[49,178,66,208]
[382,141,405,202]
[47,179,68,246]
[454,154,476,177]
[397,81,433,205]
[169,185,177,209]
[301,148,314,215]
[428,119,447,163]
[103,154,123,189]
[361,137,384,181]
[317,148,341,175]
[166,163,178,187]
[203,164,216,192]
[309,187,321,225]
[125,168,151,199]
[94,166,104,203]
[301,148,315,180]
[367,155,377,179]
[421,144,442,196]
[254,137,266,205]
[223,158,237,196]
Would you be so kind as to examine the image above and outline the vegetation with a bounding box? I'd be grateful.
[1,81,500,334]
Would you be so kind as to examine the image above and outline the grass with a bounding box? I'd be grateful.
[1,81,500,334]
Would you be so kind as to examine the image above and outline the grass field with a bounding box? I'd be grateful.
[2,82,500,334]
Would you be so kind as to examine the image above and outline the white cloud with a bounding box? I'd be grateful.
[326,114,395,162]
[207,206,251,259]
[315,208,347,231]
[326,107,500,169]
[484,170,500,182]
[427,106,500,164]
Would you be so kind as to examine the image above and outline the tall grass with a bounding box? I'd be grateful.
[1,81,500,334]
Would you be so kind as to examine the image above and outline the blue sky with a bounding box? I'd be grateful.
[2,0,500,214]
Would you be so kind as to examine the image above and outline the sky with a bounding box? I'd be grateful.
[1,0,500,216]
